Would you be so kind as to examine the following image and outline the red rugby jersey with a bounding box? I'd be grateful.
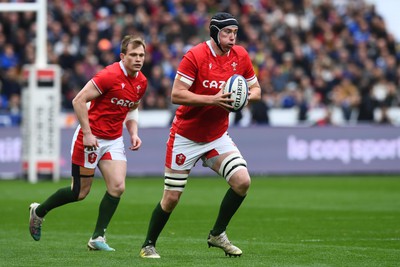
[172,41,256,142]
[89,61,147,139]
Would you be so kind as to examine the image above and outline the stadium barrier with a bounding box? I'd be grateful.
[1,124,399,179]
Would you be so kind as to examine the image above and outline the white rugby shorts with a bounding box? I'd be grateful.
[71,126,126,169]
[165,131,240,170]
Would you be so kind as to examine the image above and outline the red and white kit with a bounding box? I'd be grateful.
[166,40,257,169]
[72,61,147,168]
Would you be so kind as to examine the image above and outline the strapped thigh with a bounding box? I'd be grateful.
[219,153,247,181]
[164,172,189,192]
[71,163,94,198]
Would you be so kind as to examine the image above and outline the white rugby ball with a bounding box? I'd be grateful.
[223,74,249,112]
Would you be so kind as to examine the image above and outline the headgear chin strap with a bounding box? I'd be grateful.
[209,12,239,52]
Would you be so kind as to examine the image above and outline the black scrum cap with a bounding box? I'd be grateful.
[209,12,239,51]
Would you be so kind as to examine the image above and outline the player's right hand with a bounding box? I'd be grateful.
[83,133,99,151]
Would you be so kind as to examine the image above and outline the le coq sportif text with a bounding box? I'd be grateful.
[287,135,400,164]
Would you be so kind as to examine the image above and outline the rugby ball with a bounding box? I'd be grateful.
[223,74,249,112]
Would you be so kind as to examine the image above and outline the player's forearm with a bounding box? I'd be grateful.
[248,84,262,102]
[72,98,91,134]
[125,119,138,137]
[171,89,214,106]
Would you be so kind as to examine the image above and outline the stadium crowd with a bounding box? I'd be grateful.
[0,0,399,126]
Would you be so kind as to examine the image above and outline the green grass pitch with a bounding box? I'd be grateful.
[1,175,399,266]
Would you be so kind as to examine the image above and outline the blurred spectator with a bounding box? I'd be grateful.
[279,82,300,109]
[371,76,397,124]
[357,83,375,123]
[7,93,21,125]
[0,67,21,126]
[249,81,275,125]
[0,67,21,98]
[0,0,399,127]
[0,44,18,69]
[331,76,361,121]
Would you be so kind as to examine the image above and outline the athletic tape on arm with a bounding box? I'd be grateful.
[126,108,139,122]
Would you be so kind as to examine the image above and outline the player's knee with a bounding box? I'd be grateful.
[229,170,251,196]
[237,176,251,194]
[77,186,91,200]
[161,194,179,211]
[77,194,87,201]
[111,183,125,197]
[161,190,181,212]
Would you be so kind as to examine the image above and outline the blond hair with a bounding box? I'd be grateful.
[120,35,146,54]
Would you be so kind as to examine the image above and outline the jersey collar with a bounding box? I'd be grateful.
[206,40,231,57]
[119,60,138,78]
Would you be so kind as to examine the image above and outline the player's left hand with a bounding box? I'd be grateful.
[245,90,251,106]
[129,135,142,151]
